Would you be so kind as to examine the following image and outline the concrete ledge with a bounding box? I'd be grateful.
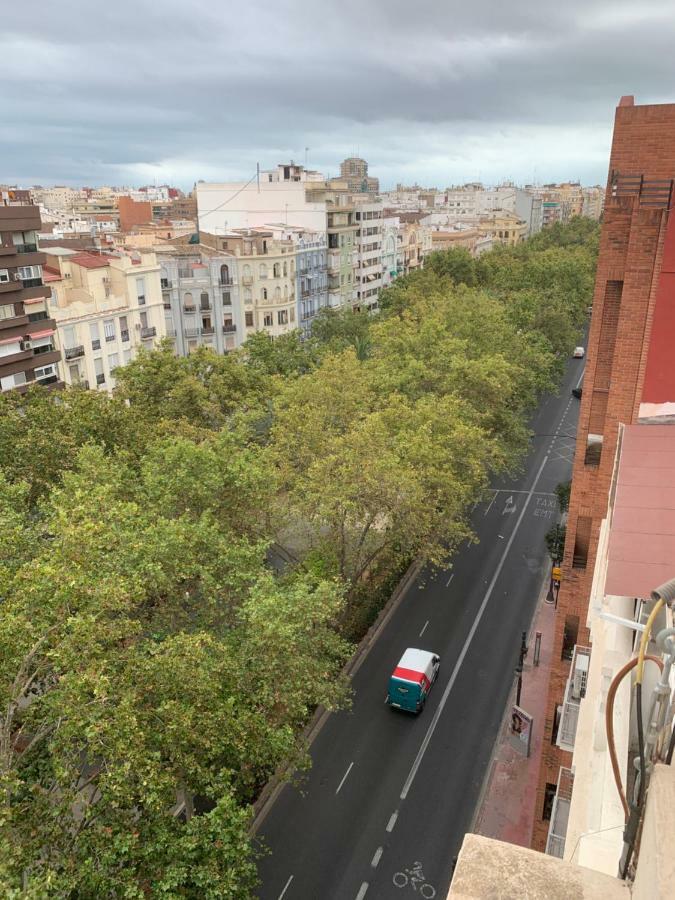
[249,557,424,834]
[449,834,629,899]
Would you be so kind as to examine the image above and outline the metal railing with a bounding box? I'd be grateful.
[15,243,38,254]
[557,646,591,752]
[545,767,574,859]
[120,329,130,342]
[201,325,215,335]
[64,345,85,360]
[140,326,156,339]
[222,324,236,334]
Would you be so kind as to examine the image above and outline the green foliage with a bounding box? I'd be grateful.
[546,523,567,563]
[555,480,571,514]
[0,218,598,893]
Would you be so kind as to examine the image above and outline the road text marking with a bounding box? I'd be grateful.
[278,875,293,899]
[399,451,550,801]
[356,882,369,900]
[386,810,399,832]
[335,761,354,795]
[419,620,429,637]
[371,847,384,868]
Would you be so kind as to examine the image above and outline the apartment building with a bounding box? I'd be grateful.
[477,211,528,246]
[381,214,404,287]
[0,195,62,392]
[533,95,675,853]
[294,231,328,334]
[353,199,384,311]
[44,248,164,391]
[156,245,241,356]
[329,157,379,194]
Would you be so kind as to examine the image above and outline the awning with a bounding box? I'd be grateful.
[29,329,55,339]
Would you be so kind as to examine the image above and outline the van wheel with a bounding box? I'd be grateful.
[418,699,426,714]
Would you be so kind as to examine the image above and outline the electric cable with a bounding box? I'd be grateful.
[636,598,664,684]
[606,654,663,820]
[666,716,675,765]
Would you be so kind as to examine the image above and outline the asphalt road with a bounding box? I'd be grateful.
[256,355,584,900]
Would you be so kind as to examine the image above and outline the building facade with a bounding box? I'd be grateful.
[0,196,62,392]
[354,199,384,311]
[44,248,164,391]
[533,95,675,852]
[295,233,328,334]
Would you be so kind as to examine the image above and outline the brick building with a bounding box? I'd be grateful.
[533,96,675,850]
[0,193,62,392]
[117,195,153,232]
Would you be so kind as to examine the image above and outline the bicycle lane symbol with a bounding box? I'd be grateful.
[392,861,436,898]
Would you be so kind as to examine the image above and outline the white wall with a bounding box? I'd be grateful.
[197,181,326,233]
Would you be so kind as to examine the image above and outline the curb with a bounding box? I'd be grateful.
[249,557,424,835]
[470,567,551,835]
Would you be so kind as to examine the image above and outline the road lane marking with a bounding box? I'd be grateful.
[483,490,498,516]
[278,875,293,899]
[399,452,550,801]
[335,761,354,794]
[356,882,369,899]
[371,847,384,868]
[386,810,399,832]
[419,620,429,637]
[575,366,585,390]
[445,573,454,587]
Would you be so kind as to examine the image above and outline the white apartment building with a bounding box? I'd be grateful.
[353,198,384,311]
[44,248,165,391]
[548,423,675,874]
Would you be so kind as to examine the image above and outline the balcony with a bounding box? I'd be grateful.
[545,767,574,859]
[184,327,200,337]
[222,324,236,334]
[183,305,196,313]
[202,325,215,335]
[557,645,591,752]
[71,379,90,390]
[120,329,130,342]
[219,278,234,287]
[21,277,43,288]
[27,310,48,323]
[199,302,212,312]
[15,243,38,254]
[64,345,85,361]
[140,326,156,339]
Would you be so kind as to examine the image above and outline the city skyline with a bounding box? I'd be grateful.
[3,1,675,189]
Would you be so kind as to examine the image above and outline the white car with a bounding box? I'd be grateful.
[573,347,585,358]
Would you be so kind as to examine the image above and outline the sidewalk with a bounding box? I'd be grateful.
[473,579,556,847]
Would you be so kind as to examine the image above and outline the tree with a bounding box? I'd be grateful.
[310,307,373,357]
[241,330,320,378]
[424,246,477,285]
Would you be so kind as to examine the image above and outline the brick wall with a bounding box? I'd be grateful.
[532,96,675,851]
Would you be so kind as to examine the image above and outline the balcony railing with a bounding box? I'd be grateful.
[557,645,591,752]
[64,344,85,360]
[202,325,215,335]
[545,767,574,859]
[184,327,200,337]
[140,326,156,339]
[36,374,59,386]
[15,243,38,254]
[21,278,43,288]
[183,305,196,313]
[120,329,130,342]
[219,278,234,287]
[28,310,49,323]
[222,324,236,334]
[200,303,212,311]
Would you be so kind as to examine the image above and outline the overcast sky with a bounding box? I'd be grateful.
[2,1,674,190]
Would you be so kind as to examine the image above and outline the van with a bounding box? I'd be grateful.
[387,648,440,714]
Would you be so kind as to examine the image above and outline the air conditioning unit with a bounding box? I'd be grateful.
[21,339,32,351]
[14,272,23,281]
[571,653,589,701]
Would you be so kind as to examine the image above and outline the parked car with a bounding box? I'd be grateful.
[573,346,585,358]
[387,648,440,714]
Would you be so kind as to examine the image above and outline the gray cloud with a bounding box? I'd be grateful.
[2,0,674,188]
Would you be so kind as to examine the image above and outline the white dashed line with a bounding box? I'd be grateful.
[386,810,399,832]
[445,573,454,587]
[355,882,369,900]
[335,761,354,795]
[371,847,383,868]
[419,620,429,637]
[278,874,294,899]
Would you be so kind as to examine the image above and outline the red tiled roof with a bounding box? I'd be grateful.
[42,267,62,282]
[69,253,109,269]
[606,424,675,597]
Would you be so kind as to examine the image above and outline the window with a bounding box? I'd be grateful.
[220,264,230,284]
[94,358,105,386]
[263,313,273,327]
[584,434,603,466]
[542,783,556,821]
[561,615,579,661]
[32,335,55,355]
[160,277,170,289]
[262,288,268,301]
[0,303,16,320]
[200,291,210,310]
[242,264,251,278]
[90,322,101,351]
[278,309,288,325]
[136,277,146,305]
[0,269,9,283]
[245,311,254,327]
[119,315,129,342]
[184,292,194,310]
[289,308,295,323]
[222,291,231,306]
[572,516,592,569]
[103,319,116,342]
[259,264,268,279]
[0,339,22,358]
[108,353,119,373]
[283,261,287,276]
[551,705,562,745]
[17,264,42,285]
[123,349,132,365]
[34,364,57,382]
[273,263,281,278]
[244,288,252,303]
[140,311,148,329]
[274,287,281,301]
